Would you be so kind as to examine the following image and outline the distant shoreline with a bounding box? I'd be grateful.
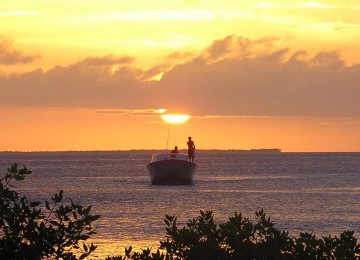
[0,148,282,153]
[1,149,359,153]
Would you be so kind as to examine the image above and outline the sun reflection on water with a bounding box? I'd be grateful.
[88,238,161,258]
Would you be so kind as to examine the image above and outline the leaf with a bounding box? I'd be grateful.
[14,175,25,181]
[50,221,59,226]
[59,190,63,201]
[89,243,97,251]
[45,200,50,210]
[29,201,41,207]
[88,214,101,221]
[125,246,133,255]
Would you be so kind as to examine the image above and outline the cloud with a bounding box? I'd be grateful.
[1,35,360,117]
[204,35,283,62]
[304,22,360,31]
[82,10,214,22]
[253,2,338,9]
[78,55,134,66]
[95,108,163,115]
[0,58,150,108]
[0,37,40,64]
[158,36,360,116]
[0,11,41,16]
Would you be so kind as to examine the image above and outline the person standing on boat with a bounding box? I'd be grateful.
[187,136,196,162]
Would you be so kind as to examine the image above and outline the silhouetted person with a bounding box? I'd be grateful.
[171,146,179,153]
[187,137,195,162]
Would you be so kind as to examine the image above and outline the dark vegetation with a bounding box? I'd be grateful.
[1,164,360,259]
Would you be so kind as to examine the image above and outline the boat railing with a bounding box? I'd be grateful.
[151,153,188,162]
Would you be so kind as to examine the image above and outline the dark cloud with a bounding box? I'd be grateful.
[78,55,134,66]
[0,37,40,64]
[1,35,360,117]
[310,51,344,68]
[95,108,159,115]
[157,36,360,116]
[204,35,283,63]
[206,35,234,60]
[0,62,153,109]
[166,51,193,60]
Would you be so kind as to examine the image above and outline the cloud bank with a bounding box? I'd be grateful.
[1,35,360,117]
[0,37,40,64]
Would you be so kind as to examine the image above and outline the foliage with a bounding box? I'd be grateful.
[0,163,100,259]
[2,164,360,259]
[105,247,166,260]
[107,210,360,260]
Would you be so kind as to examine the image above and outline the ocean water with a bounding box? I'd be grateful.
[1,151,360,257]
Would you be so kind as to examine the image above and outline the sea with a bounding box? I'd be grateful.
[1,151,360,258]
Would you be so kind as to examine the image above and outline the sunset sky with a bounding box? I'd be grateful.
[1,0,360,152]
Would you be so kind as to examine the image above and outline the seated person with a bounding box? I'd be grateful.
[171,146,179,153]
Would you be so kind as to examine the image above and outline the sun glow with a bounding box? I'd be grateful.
[157,108,167,114]
[161,114,190,124]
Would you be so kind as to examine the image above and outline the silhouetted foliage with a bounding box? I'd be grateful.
[107,210,360,260]
[0,163,100,259]
[2,164,360,259]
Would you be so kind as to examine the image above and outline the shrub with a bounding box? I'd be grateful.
[108,210,360,259]
[0,163,100,259]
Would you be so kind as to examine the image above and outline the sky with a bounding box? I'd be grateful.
[1,0,360,152]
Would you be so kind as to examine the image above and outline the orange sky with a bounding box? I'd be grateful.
[1,1,360,152]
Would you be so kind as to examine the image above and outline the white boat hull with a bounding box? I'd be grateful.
[147,159,197,185]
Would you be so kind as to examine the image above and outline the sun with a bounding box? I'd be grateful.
[161,114,190,124]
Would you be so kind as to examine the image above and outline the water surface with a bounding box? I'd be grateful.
[1,151,359,257]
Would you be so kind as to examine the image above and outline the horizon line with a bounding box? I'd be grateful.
[0,148,281,152]
[1,149,359,153]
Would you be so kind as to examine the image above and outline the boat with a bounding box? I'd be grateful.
[147,153,197,185]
